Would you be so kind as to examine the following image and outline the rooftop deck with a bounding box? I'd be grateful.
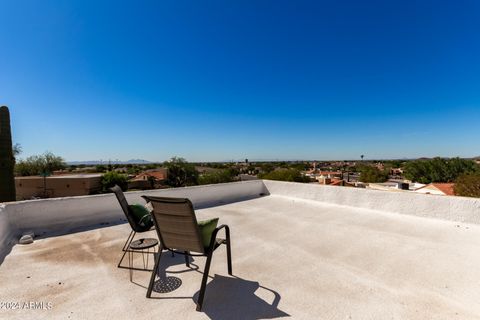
[1,181,480,319]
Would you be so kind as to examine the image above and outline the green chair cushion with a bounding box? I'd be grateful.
[198,217,219,248]
[129,204,154,229]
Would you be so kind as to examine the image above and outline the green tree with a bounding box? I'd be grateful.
[198,170,236,185]
[15,151,66,176]
[163,157,198,187]
[95,165,107,173]
[127,167,139,175]
[289,163,309,171]
[403,157,478,184]
[101,171,128,192]
[258,168,310,183]
[358,165,388,183]
[454,173,480,198]
[258,163,275,174]
[384,159,404,168]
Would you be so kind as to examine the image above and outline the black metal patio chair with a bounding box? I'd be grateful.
[111,185,157,272]
[142,195,232,311]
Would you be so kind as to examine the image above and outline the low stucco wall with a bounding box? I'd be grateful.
[263,180,480,224]
[2,179,480,263]
[0,180,268,260]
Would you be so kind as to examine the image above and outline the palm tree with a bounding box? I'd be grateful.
[13,143,22,158]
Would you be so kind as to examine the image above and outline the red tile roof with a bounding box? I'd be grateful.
[430,183,456,196]
[134,171,166,181]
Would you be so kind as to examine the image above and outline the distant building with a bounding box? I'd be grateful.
[368,182,408,192]
[319,177,354,187]
[305,171,343,183]
[129,168,167,189]
[15,174,102,200]
[415,183,456,196]
[135,168,167,180]
[390,168,403,175]
[368,181,426,192]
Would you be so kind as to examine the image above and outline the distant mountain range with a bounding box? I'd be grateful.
[67,159,152,165]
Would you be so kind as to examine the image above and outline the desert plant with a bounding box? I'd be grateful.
[163,157,198,187]
[0,106,16,202]
[15,152,66,176]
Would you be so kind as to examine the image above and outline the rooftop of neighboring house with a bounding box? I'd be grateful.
[134,169,167,181]
[416,183,456,196]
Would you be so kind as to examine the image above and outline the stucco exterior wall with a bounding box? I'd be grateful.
[15,175,102,199]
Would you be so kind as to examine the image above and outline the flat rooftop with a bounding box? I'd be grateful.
[15,173,102,179]
[2,192,480,319]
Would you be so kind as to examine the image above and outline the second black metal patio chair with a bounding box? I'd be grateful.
[111,185,158,272]
[142,195,232,311]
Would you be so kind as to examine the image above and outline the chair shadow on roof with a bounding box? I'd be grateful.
[132,251,199,290]
[147,259,290,319]
[193,274,290,320]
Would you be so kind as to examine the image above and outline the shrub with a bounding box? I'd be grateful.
[454,173,480,198]
[198,170,236,185]
[358,165,388,183]
[101,171,128,192]
[258,168,310,183]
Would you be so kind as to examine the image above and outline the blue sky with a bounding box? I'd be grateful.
[1,0,479,162]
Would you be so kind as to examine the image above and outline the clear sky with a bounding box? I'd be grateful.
[1,0,479,162]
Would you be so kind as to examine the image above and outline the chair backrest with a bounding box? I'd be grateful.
[142,195,205,254]
[111,185,148,232]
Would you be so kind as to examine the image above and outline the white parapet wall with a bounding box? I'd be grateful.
[2,179,480,263]
[0,180,268,260]
[0,203,15,260]
[263,180,480,224]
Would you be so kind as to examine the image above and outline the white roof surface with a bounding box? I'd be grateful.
[2,194,480,319]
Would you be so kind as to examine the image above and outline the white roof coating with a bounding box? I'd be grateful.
[2,194,480,319]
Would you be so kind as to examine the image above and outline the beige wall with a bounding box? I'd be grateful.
[15,175,102,200]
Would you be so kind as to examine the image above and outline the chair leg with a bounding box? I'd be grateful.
[184,251,190,267]
[118,230,136,268]
[196,251,213,311]
[122,230,135,251]
[146,246,163,298]
[225,227,232,275]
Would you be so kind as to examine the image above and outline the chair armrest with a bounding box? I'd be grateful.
[208,224,230,251]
